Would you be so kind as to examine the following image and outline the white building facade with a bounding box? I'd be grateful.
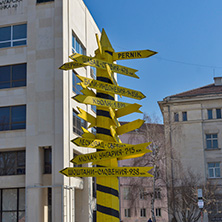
[0,0,99,221]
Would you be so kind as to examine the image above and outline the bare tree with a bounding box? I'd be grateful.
[167,155,219,222]
[120,113,167,222]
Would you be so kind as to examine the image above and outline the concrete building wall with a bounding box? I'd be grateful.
[0,0,100,221]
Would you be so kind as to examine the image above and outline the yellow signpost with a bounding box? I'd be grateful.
[59,28,157,222]
[60,167,153,177]
[71,142,151,165]
[113,49,157,60]
[72,94,132,109]
[77,75,146,100]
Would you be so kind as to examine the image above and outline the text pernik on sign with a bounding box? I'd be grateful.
[60,167,153,177]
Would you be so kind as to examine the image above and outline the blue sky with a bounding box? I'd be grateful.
[83,0,222,123]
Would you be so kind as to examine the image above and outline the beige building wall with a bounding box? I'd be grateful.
[0,0,99,221]
[159,77,222,222]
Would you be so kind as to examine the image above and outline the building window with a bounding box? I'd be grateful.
[37,0,54,3]
[44,147,52,174]
[0,24,27,49]
[0,188,25,221]
[156,208,161,217]
[0,105,26,131]
[90,66,96,79]
[208,163,220,178]
[216,109,222,119]
[139,189,146,200]
[48,188,52,222]
[155,189,161,199]
[123,187,131,200]
[0,150,25,176]
[207,109,213,119]
[140,208,146,217]
[182,111,187,121]
[72,71,82,94]
[72,32,86,55]
[174,112,179,122]
[206,134,218,149]
[0,63,26,89]
[124,209,131,218]
[92,177,96,198]
[73,110,87,136]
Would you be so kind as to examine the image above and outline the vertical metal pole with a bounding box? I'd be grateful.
[95,29,120,222]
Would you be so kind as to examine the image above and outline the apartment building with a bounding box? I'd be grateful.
[0,0,99,221]
[159,77,222,222]
[119,123,168,222]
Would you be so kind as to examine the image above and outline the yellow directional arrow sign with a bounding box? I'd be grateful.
[80,87,96,97]
[60,167,153,177]
[77,75,145,100]
[71,143,151,165]
[109,107,120,127]
[81,127,96,139]
[113,49,157,60]
[71,137,131,149]
[77,107,96,128]
[68,53,139,79]
[72,94,131,110]
[59,62,86,70]
[110,125,121,143]
[116,119,145,135]
[115,103,142,118]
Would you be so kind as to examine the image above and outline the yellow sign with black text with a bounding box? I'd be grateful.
[60,167,153,177]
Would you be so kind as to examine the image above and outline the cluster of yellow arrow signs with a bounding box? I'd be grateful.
[59,48,157,178]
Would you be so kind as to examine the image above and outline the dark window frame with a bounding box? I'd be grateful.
[208,109,213,119]
[182,111,187,121]
[140,208,146,217]
[37,0,54,3]
[44,147,52,174]
[73,110,87,136]
[216,109,222,119]
[206,134,218,149]
[0,188,25,221]
[0,105,26,131]
[0,63,26,90]
[156,208,162,217]
[0,150,25,176]
[174,112,179,122]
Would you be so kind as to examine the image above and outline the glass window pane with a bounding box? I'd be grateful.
[208,109,213,119]
[213,140,218,148]
[2,189,17,210]
[12,80,26,88]
[2,212,17,222]
[207,140,212,149]
[11,105,26,123]
[0,82,10,89]
[209,169,214,177]
[206,134,211,139]
[17,151,25,167]
[0,42,11,48]
[13,24,27,40]
[213,134,217,138]
[13,40,27,47]
[0,26,11,41]
[19,189,25,210]
[12,64,26,80]
[208,163,214,167]
[215,168,220,177]
[0,66,10,82]
[0,107,10,129]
